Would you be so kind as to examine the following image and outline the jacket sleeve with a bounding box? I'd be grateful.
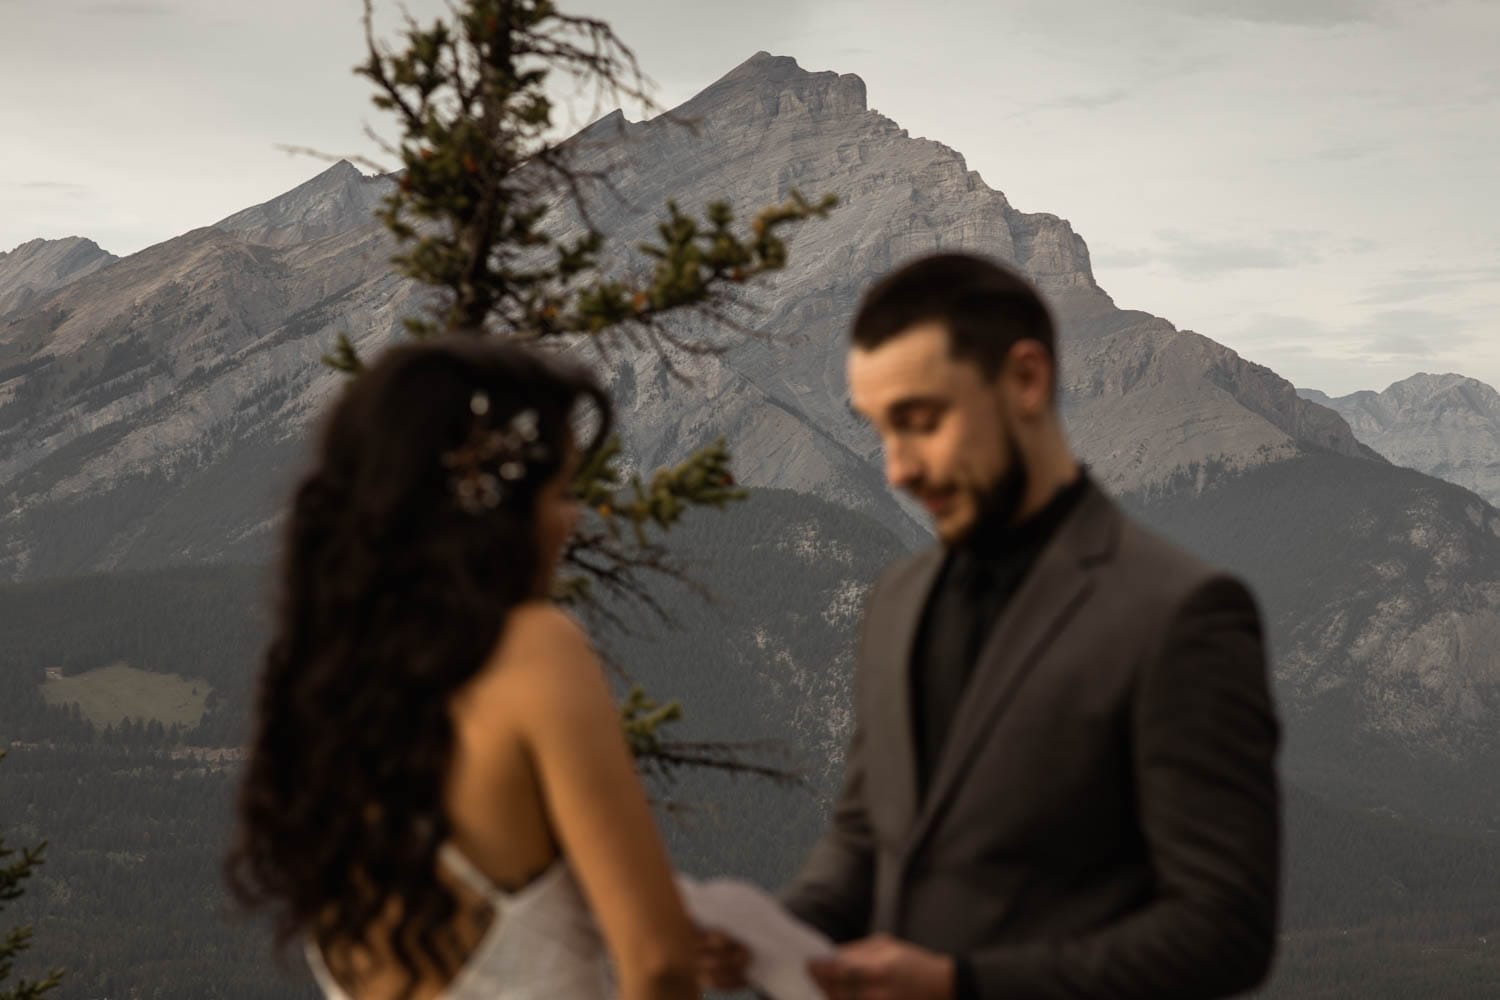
[778,574,887,943]
[965,574,1282,998]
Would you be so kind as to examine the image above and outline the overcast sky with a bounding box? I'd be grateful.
[2,0,1496,395]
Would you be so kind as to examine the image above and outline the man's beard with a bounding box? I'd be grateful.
[968,419,1030,538]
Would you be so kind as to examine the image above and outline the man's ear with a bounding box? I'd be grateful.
[1001,340,1054,415]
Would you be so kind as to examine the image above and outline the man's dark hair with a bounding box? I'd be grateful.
[851,252,1057,382]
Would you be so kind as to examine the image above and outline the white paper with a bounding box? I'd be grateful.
[677,875,834,1000]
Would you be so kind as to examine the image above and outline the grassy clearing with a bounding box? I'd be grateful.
[40,662,211,729]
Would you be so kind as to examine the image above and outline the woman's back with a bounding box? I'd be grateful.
[445,602,581,896]
[228,340,698,1000]
[312,603,695,999]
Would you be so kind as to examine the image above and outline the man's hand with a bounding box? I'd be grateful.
[697,927,751,992]
[808,934,955,1000]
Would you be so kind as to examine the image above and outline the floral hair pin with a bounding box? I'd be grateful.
[441,391,550,512]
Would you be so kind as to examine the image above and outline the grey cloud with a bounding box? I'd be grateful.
[1150,228,1325,277]
[1364,332,1455,356]
[1265,140,1395,167]
[83,1,172,14]
[18,181,91,200]
[1468,66,1500,102]
[1091,247,1155,269]
[1234,308,1472,358]
[1311,142,1388,162]
[1232,312,1333,351]
[1002,54,1212,120]
[1089,230,1332,277]
[1012,87,1133,116]
[1358,266,1500,306]
[1231,309,1480,393]
[1352,308,1472,358]
[1142,0,1385,26]
[1169,245,1301,274]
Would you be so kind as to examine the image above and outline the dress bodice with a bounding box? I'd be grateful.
[305,844,611,999]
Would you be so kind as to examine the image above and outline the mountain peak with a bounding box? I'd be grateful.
[213,160,391,248]
[1,235,108,260]
[304,158,366,189]
[721,51,814,84]
[1385,371,1477,393]
[1301,370,1500,505]
[1360,372,1500,416]
[682,51,868,121]
[0,236,118,320]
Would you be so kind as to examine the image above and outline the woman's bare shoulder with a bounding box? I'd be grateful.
[498,601,594,659]
[480,602,606,703]
[453,602,606,755]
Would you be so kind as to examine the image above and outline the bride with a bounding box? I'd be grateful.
[225,337,699,999]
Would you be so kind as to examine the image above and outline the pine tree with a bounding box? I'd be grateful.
[318,0,834,780]
[0,752,62,1000]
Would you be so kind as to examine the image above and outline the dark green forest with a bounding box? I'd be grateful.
[3,489,1499,997]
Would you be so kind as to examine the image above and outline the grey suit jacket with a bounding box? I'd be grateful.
[783,486,1281,998]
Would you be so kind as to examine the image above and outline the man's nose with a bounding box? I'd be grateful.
[884,443,921,490]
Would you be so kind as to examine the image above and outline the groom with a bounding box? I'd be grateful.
[700,253,1281,998]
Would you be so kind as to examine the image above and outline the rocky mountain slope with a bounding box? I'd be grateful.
[0,236,117,320]
[1302,374,1500,506]
[2,52,1498,825]
[554,54,1374,507]
[213,159,393,248]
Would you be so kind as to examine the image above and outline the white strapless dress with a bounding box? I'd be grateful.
[305,844,612,999]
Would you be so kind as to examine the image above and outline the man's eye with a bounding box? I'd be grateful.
[901,409,941,433]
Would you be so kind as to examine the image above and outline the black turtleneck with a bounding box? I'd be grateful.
[910,469,1092,796]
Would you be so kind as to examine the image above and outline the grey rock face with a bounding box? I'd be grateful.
[1300,373,1500,507]
[555,53,1369,517]
[2,51,1499,820]
[0,236,118,320]
[213,160,393,248]
[1135,454,1500,826]
[0,218,421,577]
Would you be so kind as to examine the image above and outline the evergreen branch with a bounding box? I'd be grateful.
[551,438,742,641]
[637,741,802,786]
[320,333,367,374]
[620,684,683,755]
[574,436,744,545]
[621,689,799,785]
[0,952,63,1000]
[324,1,826,787]
[351,0,837,349]
[538,192,839,341]
[555,530,688,636]
[0,844,48,902]
[0,753,61,998]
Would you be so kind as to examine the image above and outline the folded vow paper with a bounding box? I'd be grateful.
[676,875,835,1000]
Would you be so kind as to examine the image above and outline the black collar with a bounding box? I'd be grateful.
[955,466,1092,562]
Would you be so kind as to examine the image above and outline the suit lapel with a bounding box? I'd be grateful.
[869,547,945,837]
[904,487,1120,855]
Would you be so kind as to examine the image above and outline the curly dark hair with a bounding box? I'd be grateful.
[225,335,611,994]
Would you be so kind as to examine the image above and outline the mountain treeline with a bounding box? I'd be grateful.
[3,490,1500,996]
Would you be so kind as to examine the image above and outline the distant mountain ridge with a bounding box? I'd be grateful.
[213,159,393,248]
[3,51,1500,827]
[0,236,117,320]
[8,527,1500,998]
[1301,373,1500,506]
